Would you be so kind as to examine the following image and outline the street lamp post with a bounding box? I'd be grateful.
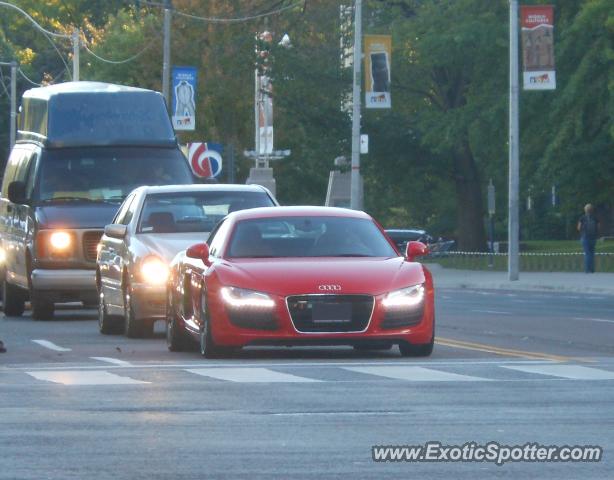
[350,0,363,210]
[508,0,520,281]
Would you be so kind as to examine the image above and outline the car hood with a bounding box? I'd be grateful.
[215,257,427,297]
[136,233,208,263]
[35,203,119,229]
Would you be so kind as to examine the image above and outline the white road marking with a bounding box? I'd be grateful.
[472,309,512,315]
[26,370,150,385]
[186,367,321,383]
[502,364,614,380]
[573,317,614,325]
[90,357,132,366]
[344,366,489,382]
[31,340,71,352]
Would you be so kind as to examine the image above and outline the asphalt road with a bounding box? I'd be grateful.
[1,288,613,479]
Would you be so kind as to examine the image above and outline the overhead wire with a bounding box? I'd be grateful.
[17,68,42,86]
[81,40,156,65]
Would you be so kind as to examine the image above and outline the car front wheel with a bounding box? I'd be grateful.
[399,336,434,357]
[2,279,26,317]
[166,288,190,351]
[30,289,55,321]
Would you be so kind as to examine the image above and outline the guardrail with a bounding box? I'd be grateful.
[425,250,614,272]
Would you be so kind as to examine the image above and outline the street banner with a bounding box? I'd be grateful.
[257,74,274,155]
[364,35,391,108]
[187,142,223,178]
[172,66,197,130]
[520,5,556,90]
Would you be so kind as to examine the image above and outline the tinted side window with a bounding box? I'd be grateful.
[113,194,136,225]
[2,148,24,198]
[208,219,232,258]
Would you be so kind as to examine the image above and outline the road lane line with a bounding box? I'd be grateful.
[472,309,512,315]
[435,337,574,362]
[344,366,489,382]
[502,364,614,380]
[90,357,132,366]
[31,340,71,352]
[26,370,150,385]
[186,367,321,383]
[573,317,614,325]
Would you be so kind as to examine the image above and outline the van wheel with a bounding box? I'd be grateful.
[2,279,26,317]
[30,290,55,320]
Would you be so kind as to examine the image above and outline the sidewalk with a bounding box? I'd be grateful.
[426,263,614,295]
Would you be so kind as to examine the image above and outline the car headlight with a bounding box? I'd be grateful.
[0,246,5,264]
[49,231,72,251]
[220,286,275,309]
[382,284,425,309]
[140,256,169,285]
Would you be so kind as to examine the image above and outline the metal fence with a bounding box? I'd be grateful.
[428,251,614,272]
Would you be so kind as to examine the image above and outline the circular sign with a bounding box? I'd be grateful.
[188,143,223,178]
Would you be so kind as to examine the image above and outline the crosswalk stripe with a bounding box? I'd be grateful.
[501,364,614,380]
[186,367,321,383]
[26,370,150,385]
[343,366,490,382]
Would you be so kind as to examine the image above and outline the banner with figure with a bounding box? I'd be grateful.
[521,6,556,90]
[364,35,391,108]
[257,74,274,155]
[172,66,197,130]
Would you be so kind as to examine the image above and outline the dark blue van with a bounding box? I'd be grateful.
[0,82,193,319]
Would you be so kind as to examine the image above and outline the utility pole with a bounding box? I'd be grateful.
[508,0,520,280]
[72,28,80,81]
[350,0,363,210]
[10,61,17,149]
[162,0,172,107]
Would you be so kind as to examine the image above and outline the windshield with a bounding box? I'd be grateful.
[138,191,274,234]
[35,147,193,202]
[227,216,397,258]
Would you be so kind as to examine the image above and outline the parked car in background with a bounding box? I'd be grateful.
[385,229,434,252]
[0,82,194,320]
[166,206,434,357]
[97,184,278,337]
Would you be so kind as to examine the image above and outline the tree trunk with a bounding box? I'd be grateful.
[453,142,487,251]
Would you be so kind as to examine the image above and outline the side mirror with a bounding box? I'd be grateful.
[406,241,429,262]
[8,181,27,204]
[104,224,128,239]
[186,242,211,266]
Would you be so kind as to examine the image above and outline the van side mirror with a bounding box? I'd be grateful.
[104,224,127,239]
[186,242,211,266]
[8,181,27,204]
[405,241,429,262]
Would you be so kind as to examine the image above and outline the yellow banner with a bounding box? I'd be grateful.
[364,35,391,108]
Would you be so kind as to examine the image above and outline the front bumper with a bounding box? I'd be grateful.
[130,284,166,321]
[206,291,435,348]
[31,269,96,291]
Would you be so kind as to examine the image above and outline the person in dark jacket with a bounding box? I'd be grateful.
[577,204,600,273]
[0,340,6,353]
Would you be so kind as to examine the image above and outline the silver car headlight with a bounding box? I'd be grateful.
[140,255,169,285]
[382,284,425,309]
[220,286,275,309]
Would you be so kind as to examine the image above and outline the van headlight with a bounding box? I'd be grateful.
[220,287,275,309]
[49,231,72,251]
[140,256,169,285]
[382,284,425,309]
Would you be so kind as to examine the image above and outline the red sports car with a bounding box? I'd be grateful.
[165,207,434,357]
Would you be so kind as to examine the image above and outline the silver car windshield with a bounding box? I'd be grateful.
[138,191,274,234]
[226,216,397,258]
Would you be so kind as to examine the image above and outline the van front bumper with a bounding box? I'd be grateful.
[31,269,97,291]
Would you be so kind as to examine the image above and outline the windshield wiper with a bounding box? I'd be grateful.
[39,196,97,203]
[333,253,373,257]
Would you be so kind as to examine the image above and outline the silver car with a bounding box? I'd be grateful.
[96,184,278,337]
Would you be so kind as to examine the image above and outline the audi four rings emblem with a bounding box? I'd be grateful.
[318,285,342,291]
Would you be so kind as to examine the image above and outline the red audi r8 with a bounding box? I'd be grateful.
[165,207,434,357]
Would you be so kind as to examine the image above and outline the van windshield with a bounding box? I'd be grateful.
[35,147,193,203]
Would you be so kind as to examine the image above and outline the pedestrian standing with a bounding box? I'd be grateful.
[577,203,599,273]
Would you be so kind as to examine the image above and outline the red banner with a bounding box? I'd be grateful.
[520,5,556,90]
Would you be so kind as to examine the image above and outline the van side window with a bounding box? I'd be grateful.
[24,150,39,198]
[15,149,36,199]
[1,148,23,198]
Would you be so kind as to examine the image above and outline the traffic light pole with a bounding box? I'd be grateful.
[508,0,520,280]
[162,0,172,107]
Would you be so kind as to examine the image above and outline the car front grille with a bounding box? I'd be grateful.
[286,295,374,333]
[83,231,103,262]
